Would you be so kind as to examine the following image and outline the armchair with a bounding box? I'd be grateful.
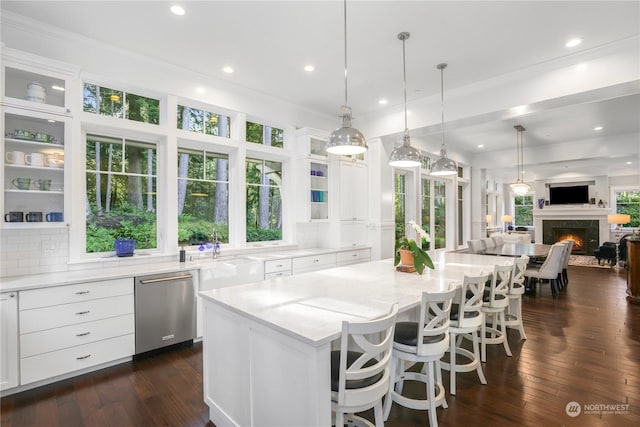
[594,242,617,266]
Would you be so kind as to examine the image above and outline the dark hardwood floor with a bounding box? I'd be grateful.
[2,266,639,426]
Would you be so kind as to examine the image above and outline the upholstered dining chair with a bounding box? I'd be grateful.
[481,238,496,250]
[383,285,457,427]
[559,240,574,288]
[467,240,484,254]
[440,273,489,395]
[523,243,566,298]
[331,303,399,427]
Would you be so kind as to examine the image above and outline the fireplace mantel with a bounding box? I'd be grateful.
[533,207,611,247]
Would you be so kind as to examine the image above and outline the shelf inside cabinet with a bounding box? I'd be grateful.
[5,189,64,195]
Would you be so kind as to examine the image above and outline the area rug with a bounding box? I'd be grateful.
[568,255,613,269]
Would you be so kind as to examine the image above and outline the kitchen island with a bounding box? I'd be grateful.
[199,253,513,426]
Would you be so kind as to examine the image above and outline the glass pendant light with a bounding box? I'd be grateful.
[326,0,367,155]
[388,32,421,168]
[430,63,457,176]
[510,125,530,195]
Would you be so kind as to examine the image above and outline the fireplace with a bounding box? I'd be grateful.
[542,220,600,255]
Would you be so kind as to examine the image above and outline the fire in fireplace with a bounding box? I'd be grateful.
[553,229,586,253]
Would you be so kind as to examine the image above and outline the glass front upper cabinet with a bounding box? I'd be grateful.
[4,67,67,111]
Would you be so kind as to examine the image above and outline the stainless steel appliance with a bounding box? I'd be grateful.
[134,271,196,354]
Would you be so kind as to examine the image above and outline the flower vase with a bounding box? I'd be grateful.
[537,198,545,209]
[399,249,414,266]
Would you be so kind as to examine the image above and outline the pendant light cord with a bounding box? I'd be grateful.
[439,64,446,150]
[402,36,408,134]
[343,0,348,108]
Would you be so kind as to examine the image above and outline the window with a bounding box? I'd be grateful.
[458,184,463,246]
[246,158,282,242]
[421,177,431,249]
[177,105,231,138]
[177,149,229,246]
[615,190,640,227]
[83,83,159,124]
[433,180,446,249]
[395,174,406,240]
[514,195,533,226]
[85,135,157,253]
[246,121,284,148]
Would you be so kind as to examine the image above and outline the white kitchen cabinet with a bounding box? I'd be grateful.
[339,161,367,221]
[336,248,371,267]
[18,278,134,385]
[292,253,336,275]
[0,292,19,391]
[294,128,331,223]
[264,258,292,277]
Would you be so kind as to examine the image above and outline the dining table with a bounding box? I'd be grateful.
[483,242,551,258]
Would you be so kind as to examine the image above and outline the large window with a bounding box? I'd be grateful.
[177,105,230,138]
[83,83,159,124]
[458,184,463,246]
[246,158,282,242]
[514,195,533,226]
[615,190,640,227]
[395,174,406,240]
[177,149,229,246]
[246,121,284,148]
[85,135,157,253]
[433,180,446,249]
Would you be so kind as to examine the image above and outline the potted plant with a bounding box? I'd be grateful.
[114,231,136,257]
[394,221,434,274]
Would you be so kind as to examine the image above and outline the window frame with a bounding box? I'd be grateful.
[611,186,640,230]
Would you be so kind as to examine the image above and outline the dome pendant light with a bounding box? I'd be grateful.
[510,125,530,195]
[388,32,421,168]
[430,63,457,176]
[326,0,367,155]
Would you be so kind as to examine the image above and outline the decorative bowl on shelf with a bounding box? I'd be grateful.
[114,239,136,257]
[34,132,53,143]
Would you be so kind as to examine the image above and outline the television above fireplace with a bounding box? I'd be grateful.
[549,185,589,205]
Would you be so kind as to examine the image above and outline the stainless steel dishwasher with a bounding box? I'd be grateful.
[134,271,196,354]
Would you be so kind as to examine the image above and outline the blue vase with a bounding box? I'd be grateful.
[114,239,135,257]
[537,198,545,209]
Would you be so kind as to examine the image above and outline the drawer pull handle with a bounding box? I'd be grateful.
[276,264,283,267]
[313,259,319,263]
[76,310,90,315]
[75,290,90,295]
[352,254,358,257]
[76,332,91,337]
[76,354,91,360]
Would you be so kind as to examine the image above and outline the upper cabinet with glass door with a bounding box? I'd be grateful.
[2,48,77,115]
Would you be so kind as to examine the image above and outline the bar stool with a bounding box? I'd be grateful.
[505,256,529,340]
[383,285,457,427]
[481,263,514,362]
[440,273,489,395]
[331,303,399,427]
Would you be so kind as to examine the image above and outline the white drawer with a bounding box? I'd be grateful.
[20,334,134,385]
[337,249,371,266]
[20,294,134,334]
[264,270,292,279]
[264,258,292,274]
[19,278,133,310]
[21,314,134,358]
[292,253,336,273]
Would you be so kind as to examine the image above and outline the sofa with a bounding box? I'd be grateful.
[490,232,532,244]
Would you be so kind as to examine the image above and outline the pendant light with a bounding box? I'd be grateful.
[430,63,457,176]
[510,125,530,195]
[388,32,421,167]
[326,0,367,155]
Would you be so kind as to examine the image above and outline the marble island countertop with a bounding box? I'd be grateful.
[0,245,370,293]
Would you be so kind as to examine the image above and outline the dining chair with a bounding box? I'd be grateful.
[467,240,484,254]
[383,285,457,427]
[559,240,574,288]
[505,255,529,340]
[492,235,504,246]
[331,303,399,427]
[481,263,514,362]
[523,243,566,298]
[481,238,496,250]
[440,273,489,395]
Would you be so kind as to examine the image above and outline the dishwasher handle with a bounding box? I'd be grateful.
[138,273,193,285]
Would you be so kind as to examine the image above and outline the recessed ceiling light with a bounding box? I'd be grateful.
[304,65,315,72]
[170,5,185,16]
[565,38,582,48]
[223,66,234,74]
[594,126,603,131]
[195,87,205,94]
[576,63,588,71]
[378,99,388,105]
[626,161,632,165]
[47,119,56,123]
[477,144,484,148]
[51,85,65,91]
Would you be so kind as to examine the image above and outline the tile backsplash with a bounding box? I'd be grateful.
[1,228,70,278]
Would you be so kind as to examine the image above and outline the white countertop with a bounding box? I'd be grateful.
[0,245,370,293]
[199,253,513,347]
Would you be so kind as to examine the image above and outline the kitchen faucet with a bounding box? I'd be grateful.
[211,229,221,258]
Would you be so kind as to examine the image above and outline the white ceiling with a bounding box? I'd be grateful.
[2,0,639,181]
